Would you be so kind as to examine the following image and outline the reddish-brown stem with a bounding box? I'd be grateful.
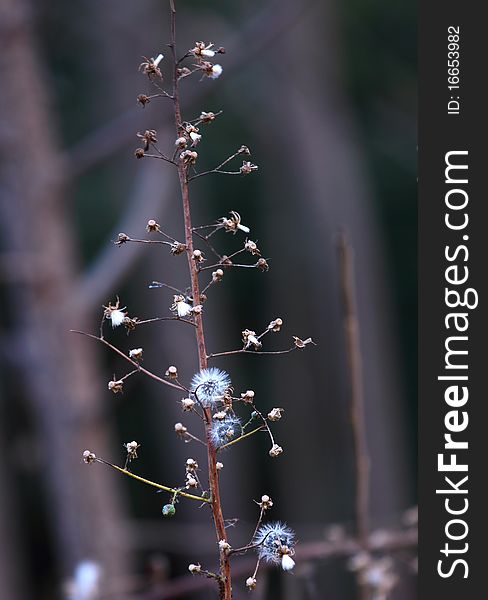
[337,232,370,600]
[169,3,232,598]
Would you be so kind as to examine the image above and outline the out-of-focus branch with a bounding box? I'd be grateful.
[73,158,172,312]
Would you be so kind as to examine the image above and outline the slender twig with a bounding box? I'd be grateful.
[219,426,265,451]
[337,232,371,600]
[207,346,297,359]
[95,458,210,502]
[70,330,184,391]
[188,151,242,181]
[135,316,196,328]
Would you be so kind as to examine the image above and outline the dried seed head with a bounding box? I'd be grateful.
[189,131,202,146]
[108,379,124,394]
[269,444,283,458]
[219,540,231,553]
[192,304,203,315]
[188,563,201,574]
[165,366,178,380]
[192,249,205,262]
[220,210,250,234]
[216,461,224,470]
[257,258,269,272]
[244,239,260,256]
[242,329,262,350]
[172,294,193,318]
[177,66,192,79]
[191,41,216,59]
[139,56,162,79]
[146,219,160,233]
[134,148,145,159]
[238,145,251,155]
[174,422,188,436]
[124,440,140,459]
[191,368,231,408]
[259,494,273,510]
[170,241,187,255]
[137,129,158,150]
[103,299,127,327]
[240,160,258,174]
[175,136,188,148]
[186,474,198,488]
[246,577,257,590]
[180,150,198,165]
[240,390,255,403]
[293,336,315,349]
[115,232,130,245]
[268,407,284,422]
[212,269,224,282]
[124,317,138,331]
[199,111,216,123]
[181,397,195,411]
[137,94,150,107]
[210,415,242,448]
[268,318,283,332]
[186,458,198,472]
[129,348,143,361]
[82,450,96,464]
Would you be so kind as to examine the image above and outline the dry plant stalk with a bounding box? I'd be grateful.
[75,2,315,598]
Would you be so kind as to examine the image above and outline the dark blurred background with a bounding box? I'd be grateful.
[0,0,416,598]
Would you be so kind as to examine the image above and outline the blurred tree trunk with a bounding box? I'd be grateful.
[0,0,130,595]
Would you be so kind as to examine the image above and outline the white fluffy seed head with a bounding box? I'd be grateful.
[281,555,295,571]
[210,415,242,448]
[254,522,296,566]
[110,309,126,327]
[209,64,223,79]
[190,368,231,408]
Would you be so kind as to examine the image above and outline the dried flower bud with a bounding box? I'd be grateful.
[124,317,138,331]
[293,336,316,349]
[115,232,130,245]
[186,458,198,472]
[268,318,283,332]
[238,145,251,155]
[162,503,176,517]
[212,269,224,282]
[269,444,283,458]
[244,239,260,256]
[259,494,273,510]
[134,148,145,159]
[192,304,203,315]
[165,365,178,380]
[146,219,160,232]
[242,329,262,350]
[137,94,150,107]
[192,249,205,263]
[256,258,269,272]
[188,563,201,574]
[181,397,195,411]
[240,160,258,174]
[268,407,284,422]
[170,241,187,255]
[82,450,96,464]
[246,577,257,590]
[240,390,255,403]
[108,379,124,393]
[129,348,143,361]
[174,422,188,436]
[216,461,224,470]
